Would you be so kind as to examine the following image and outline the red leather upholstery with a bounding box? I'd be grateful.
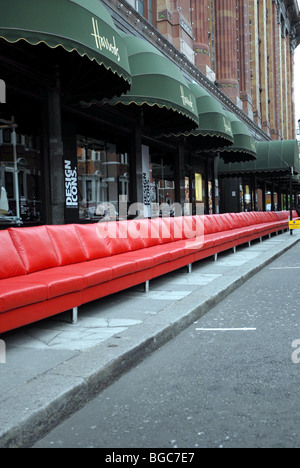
[47,225,87,266]
[0,210,293,333]
[0,231,26,279]
[0,278,48,313]
[75,224,111,260]
[27,268,84,299]
[9,226,59,273]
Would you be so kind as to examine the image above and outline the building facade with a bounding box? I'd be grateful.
[123,0,299,140]
[0,0,299,229]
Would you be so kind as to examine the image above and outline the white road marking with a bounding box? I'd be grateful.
[196,328,257,331]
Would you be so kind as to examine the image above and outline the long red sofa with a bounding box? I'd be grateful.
[0,210,296,333]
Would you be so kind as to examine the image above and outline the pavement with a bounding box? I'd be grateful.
[0,229,299,448]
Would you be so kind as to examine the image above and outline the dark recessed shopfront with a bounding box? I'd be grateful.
[0,0,249,229]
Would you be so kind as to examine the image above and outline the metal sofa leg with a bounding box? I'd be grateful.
[248,241,251,247]
[71,307,78,324]
[145,280,150,293]
[233,246,236,253]
[213,253,218,262]
[187,264,192,274]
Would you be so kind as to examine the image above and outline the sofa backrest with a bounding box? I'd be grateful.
[75,223,112,260]
[47,225,88,266]
[0,230,27,279]
[9,226,60,274]
[117,220,147,251]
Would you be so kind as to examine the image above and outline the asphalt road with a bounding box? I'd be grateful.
[34,243,300,448]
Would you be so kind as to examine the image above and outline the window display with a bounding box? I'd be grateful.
[0,127,42,225]
[77,136,130,221]
[150,150,176,217]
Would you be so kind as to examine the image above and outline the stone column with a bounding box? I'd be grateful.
[267,0,279,139]
[275,10,284,139]
[191,0,210,73]
[237,1,253,118]
[282,31,288,140]
[258,0,270,136]
[249,0,262,127]
[214,0,239,102]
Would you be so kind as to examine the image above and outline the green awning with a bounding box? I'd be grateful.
[166,83,234,150]
[0,0,131,100]
[219,139,300,177]
[217,111,257,163]
[108,33,199,133]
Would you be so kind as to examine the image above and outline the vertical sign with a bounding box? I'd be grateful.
[142,145,151,218]
[64,160,78,209]
[63,124,79,224]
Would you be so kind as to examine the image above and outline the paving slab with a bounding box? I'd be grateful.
[0,230,299,448]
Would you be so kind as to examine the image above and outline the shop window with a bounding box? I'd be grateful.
[77,136,130,221]
[149,150,175,217]
[148,0,153,23]
[0,128,42,225]
[244,184,251,212]
[127,0,153,24]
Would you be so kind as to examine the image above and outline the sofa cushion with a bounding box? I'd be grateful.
[204,215,220,234]
[118,220,146,252]
[140,219,161,247]
[211,215,231,233]
[0,278,48,313]
[97,257,137,279]
[28,268,84,299]
[192,216,205,238]
[160,218,176,243]
[224,213,240,230]
[97,222,130,256]
[47,225,88,266]
[184,234,215,254]
[236,213,252,227]
[146,218,172,244]
[54,263,113,288]
[119,251,155,271]
[9,226,59,273]
[75,224,111,260]
[171,216,197,241]
[0,230,27,279]
[168,239,190,260]
[141,244,172,264]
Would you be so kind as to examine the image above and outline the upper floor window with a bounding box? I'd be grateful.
[136,0,144,16]
[127,0,154,25]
